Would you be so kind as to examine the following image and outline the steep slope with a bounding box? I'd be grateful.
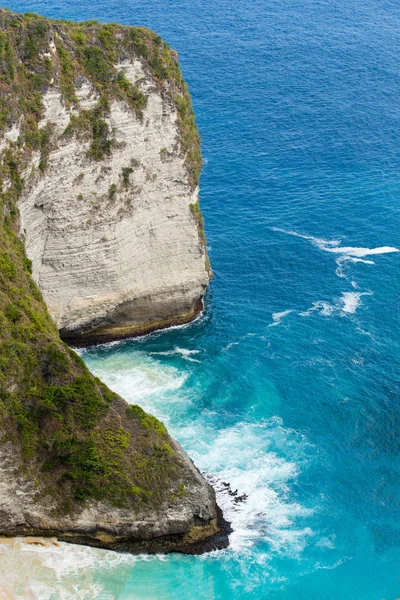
[2,8,210,344]
[0,9,227,553]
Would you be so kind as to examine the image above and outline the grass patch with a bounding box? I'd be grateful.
[126,404,168,437]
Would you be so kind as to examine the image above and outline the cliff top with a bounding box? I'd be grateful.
[0,8,201,187]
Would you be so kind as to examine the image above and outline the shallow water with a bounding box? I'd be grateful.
[2,0,400,597]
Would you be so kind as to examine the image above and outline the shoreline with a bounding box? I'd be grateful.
[0,506,231,556]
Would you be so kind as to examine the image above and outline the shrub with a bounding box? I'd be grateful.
[82,46,112,83]
[108,183,117,199]
[4,303,22,323]
[126,404,167,436]
[121,166,133,186]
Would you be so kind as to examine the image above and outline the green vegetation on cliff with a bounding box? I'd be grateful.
[0,9,201,185]
[0,206,183,510]
[0,9,201,514]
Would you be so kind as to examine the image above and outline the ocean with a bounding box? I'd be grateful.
[1,0,400,598]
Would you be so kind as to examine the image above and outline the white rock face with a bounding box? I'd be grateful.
[18,58,209,342]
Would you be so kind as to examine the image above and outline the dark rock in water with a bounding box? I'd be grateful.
[233,493,248,504]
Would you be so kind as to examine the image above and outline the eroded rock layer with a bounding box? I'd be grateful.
[13,11,210,342]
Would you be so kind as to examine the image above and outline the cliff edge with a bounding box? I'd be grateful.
[3,8,211,344]
[0,9,227,554]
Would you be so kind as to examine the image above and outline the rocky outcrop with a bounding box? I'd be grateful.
[14,11,210,344]
[0,399,229,554]
[0,10,226,554]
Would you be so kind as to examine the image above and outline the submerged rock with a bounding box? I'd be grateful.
[0,9,226,554]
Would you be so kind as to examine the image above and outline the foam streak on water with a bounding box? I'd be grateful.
[272,228,399,278]
[269,310,294,327]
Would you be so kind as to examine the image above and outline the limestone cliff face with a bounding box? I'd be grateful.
[13,14,210,343]
[0,10,226,554]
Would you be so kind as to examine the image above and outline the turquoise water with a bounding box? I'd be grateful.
[3,0,400,597]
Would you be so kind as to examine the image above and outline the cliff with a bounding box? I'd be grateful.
[3,8,210,344]
[0,9,227,553]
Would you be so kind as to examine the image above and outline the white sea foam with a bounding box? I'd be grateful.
[315,535,336,550]
[314,557,350,571]
[150,347,202,363]
[222,333,257,351]
[175,347,200,356]
[356,326,374,338]
[269,309,294,327]
[86,352,188,411]
[300,301,335,317]
[181,417,315,556]
[272,227,399,278]
[340,291,372,314]
[223,341,240,351]
[300,292,371,317]
[335,255,375,278]
[341,292,362,314]
[322,245,399,257]
[0,541,156,599]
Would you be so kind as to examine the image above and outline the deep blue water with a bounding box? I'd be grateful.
[3,0,400,597]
